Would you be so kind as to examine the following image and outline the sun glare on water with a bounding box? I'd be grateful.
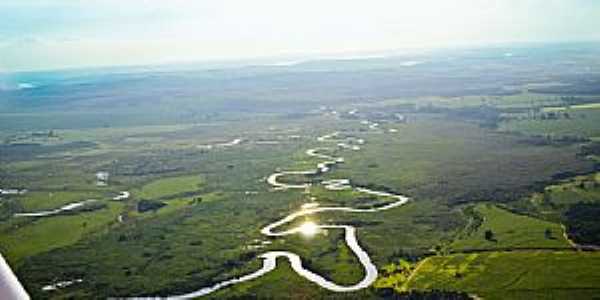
[298,222,319,237]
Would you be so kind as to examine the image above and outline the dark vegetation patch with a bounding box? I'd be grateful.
[529,77,600,95]
[375,288,472,300]
[0,199,23,221]
[579,141,600,157]
[446,105,502,129]
[460,205,484,236]
[137,199,166,213]
[0,141,97,162]
[559,96,600,106]
[18,204,258,298]
[551,170,594,181]
[515,134,589,146]
[447,153,593,204]
[106,151,198,176]
[408,131,594,205]
[388,248,432,264]
[343,220,383,227]
[564,203,600,246]
[413,210,466,234]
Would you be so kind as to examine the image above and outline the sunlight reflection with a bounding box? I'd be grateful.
[298,221,319,237]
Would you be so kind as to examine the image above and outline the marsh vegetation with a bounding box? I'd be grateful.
[1,43,600,299]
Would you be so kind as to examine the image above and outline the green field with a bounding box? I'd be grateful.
[0,202,123,264]
[407,251,600,300]
[2,53,600,299]
[135,175,204,200]
[18,191,103,211]
[450,204,571,251]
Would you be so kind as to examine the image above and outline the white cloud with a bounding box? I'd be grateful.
[1,0,600,71]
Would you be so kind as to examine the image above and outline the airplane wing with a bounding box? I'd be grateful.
[0,253,30,300]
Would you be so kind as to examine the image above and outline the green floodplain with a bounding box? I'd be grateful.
[1,43,600,299]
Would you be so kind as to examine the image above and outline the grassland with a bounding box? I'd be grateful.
[2,57,600,299]
[450,204,571,251]
[500,106,600,138]
[135,175,204,200]
[407,251,600,299]
[513,172,600,221]
[374,202,582,297]
[541,173,600,206]
[5,108,597,299]
[18,191,104,211]
[0,202,123,264]
[338,116,592,204]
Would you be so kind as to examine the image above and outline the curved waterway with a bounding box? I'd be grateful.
[166,128,410,299]
[14,199,97,217]
[266,142,346,190]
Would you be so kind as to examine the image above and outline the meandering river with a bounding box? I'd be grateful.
[169,125,409,299]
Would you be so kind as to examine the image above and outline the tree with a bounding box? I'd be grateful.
[191,197,203,205]
[484,229,495,242]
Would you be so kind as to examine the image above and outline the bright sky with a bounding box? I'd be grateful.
[1,0,599,72]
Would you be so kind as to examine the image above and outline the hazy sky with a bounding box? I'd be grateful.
[1,0,599,72]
